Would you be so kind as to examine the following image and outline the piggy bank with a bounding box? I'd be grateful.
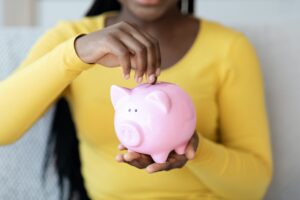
[110,82,196,163]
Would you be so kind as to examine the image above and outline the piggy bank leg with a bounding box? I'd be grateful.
[175,143,187,155]
[151,152,170,163]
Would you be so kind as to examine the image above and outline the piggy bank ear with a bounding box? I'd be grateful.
[110,85,130,109]
[145,91,171,114]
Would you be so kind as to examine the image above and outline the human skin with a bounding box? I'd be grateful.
[75,0,199,173]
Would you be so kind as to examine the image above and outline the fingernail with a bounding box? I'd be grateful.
[187,151,195,160]
[124,153,133,161]
[156,68,161,76]
[146,166,154,173]
[148,74,156,83]
[124,74,130,80]
[137,77,143,83]
[115,155,123,162]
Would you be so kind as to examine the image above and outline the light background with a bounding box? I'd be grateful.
[0,1,300,200]
[0,0,300,28]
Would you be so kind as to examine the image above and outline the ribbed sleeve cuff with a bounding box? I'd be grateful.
[62,35,93,72]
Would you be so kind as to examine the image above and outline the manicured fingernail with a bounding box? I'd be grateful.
[115,155,123,162]
[124,74,130,80]
[137,77,143,83]
[187,151,195,160]
[148,74,156,83]
[146,166,154,173]
[156,68,161,76]
[124,153,132,161]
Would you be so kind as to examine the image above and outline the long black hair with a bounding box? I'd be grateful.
[44,1,194,200]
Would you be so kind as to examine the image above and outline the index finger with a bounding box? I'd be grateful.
[143,31,161,77]
[121,23,160,81]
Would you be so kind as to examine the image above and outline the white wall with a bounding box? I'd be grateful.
[0,0,3,27]
[36,0,93,27]
[1,0,299,28]
[195,0,300,25]
[36,0,300,28]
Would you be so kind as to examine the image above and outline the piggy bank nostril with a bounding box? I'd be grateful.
[117,123,142,147]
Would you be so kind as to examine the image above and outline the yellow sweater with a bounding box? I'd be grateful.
[0,12,272,200]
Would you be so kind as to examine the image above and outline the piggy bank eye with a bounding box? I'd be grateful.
[128,108,131,112]
[134,109,138,112]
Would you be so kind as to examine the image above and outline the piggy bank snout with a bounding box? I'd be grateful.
[117,122,143,147]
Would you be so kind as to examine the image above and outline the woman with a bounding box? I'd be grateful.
[0,0,272,199]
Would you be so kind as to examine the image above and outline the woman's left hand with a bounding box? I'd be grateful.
[115,131,199,173]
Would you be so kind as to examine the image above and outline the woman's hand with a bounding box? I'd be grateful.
[75,21,161,84]
[115,132,199,173]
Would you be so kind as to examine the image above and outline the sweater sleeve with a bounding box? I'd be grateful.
[186,34,273,200]
[0,21,93,145]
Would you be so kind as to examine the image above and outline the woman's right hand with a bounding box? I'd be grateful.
[75,21,161,84]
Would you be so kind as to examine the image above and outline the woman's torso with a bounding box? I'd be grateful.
[62,12,240,200]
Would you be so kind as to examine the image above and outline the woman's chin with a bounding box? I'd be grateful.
[131,9,165,22]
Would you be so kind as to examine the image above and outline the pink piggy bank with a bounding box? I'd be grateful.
[110,82,196,163]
